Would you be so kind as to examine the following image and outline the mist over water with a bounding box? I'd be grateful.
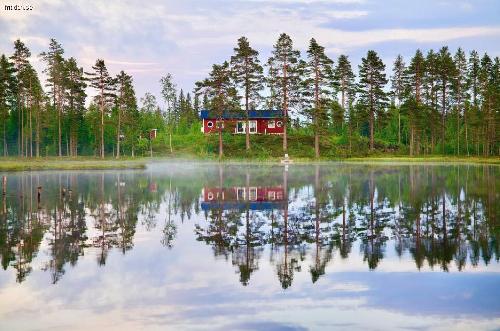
[0,162,499,330]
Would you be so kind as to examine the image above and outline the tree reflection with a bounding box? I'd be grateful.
[0,163,498,285]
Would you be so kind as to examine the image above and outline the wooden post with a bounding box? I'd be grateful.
[37,186,42,204]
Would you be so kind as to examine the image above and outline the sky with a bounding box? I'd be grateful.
[1,0,500,106]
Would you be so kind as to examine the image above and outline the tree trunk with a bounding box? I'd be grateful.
[169,131,172,153]
[369,105,374,151]
[36,100,40,158]
[100,85,105,159]
[410,124,414,156]
[218,128,223,160]
[58,87,62,157]
[282,59,288,153]
[398,110,401,145]
[314,58,320,158]
[245,60,250,151]
[29,104,32,158]
[441,83,446,155]
[116,102,121,159]
[2,117,6,157]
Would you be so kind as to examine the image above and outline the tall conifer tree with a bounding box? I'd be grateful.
[358,50,388,151]
[230,36,264,150]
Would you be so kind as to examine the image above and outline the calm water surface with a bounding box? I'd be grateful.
[0,162,499,330]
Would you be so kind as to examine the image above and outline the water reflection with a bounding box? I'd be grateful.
[0,163,497,288]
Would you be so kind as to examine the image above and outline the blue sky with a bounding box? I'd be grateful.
[1,0,499,105]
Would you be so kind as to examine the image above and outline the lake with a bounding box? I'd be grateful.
[0,162,499,330]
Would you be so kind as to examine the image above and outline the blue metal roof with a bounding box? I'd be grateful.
[200,109,283,120]
[201,201,286,211]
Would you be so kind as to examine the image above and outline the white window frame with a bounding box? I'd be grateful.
[237,187,246,200]
[207,121,214,128]
[268,120,275,129]
[216,121,224,129]
[249,120,257,133]
[236,121,245,134]
[249,187,257,201]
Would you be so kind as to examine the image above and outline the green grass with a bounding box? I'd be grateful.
[2,133,498,170]
[343,156,500,165]
[153,132,500,165]
[0,157,147,171]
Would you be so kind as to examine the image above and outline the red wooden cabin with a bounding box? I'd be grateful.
[201,186,285,211]
[200,109,284,135]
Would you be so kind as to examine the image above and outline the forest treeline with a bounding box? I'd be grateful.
[0,34,498,158]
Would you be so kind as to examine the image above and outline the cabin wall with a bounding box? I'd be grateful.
[203,118,284,134]
[203,187,284,202]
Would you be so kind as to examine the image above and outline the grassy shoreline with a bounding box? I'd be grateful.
[0,157,147,171]
[1,155,499,171]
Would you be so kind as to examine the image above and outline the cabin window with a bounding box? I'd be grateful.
[216,121,224,129]
[276,120,283,128]
[249,187,257,201]
[237,187,246,200]
[268,120,275,128]
[249,121,257,133]
[268,191,276,200]
[208,192,214,200]
[237,121,257,133]
[237,121,245,133]
[207,121,214,128]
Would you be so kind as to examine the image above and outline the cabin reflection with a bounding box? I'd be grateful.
[202,186,285,211]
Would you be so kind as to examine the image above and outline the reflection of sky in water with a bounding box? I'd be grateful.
[0,163,498,330]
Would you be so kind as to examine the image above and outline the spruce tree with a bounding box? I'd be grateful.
[230,36,264,150]
[358,50,388,151]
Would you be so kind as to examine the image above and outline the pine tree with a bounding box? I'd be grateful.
[407,49,425,155]
[424,49,440,153]
[10,39,31,156]
[478,54,493,156]
[86,59,116,158]
[333,55,356,150]
[64,58,86,157]
[0,55,16,156]
[390,54,407,145]
[22,64,42,158]
[40,38,66,157]
[302,38,334,158]
[358,50,388,151]
[230,36,264,150]
[436,46,456,154]
[452,48,468,155]
[468,50,480,107]
[268,33,301,153]
[195,61,238,160]
[115,71,134,159]
[334,54,355,108]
